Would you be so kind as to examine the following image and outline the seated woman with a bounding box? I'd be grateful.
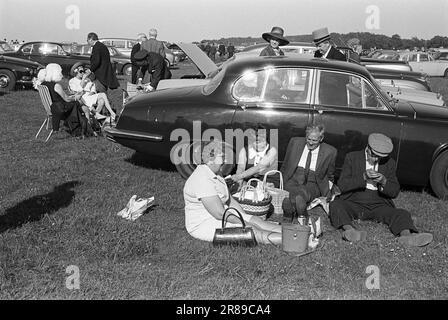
[231,126,279,187]
[37,63,90,137]
[183,140,282,244]
[68,65,116,122]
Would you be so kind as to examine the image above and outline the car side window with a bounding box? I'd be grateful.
[21,44,33,54]
[317,70,351,107]
[102,40,111,46]
[409,54,417,62]
[232,70,266,101]
[362,79,388,111]
[263,68,312,103]
[38,43,58,55]
[420,54,429,62]
[112,40,125,48]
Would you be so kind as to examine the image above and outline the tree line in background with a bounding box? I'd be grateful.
[201,32,448,50]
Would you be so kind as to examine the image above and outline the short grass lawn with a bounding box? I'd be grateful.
[0,78,447,299]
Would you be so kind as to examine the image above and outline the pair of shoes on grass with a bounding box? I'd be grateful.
[342,229,433,247]
[398,233,433,247]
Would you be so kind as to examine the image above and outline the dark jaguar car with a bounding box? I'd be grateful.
[105,54,448,199]
[1,50,43,92]
[2,41,91,77]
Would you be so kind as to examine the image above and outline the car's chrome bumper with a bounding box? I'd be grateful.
[104,126,163,143]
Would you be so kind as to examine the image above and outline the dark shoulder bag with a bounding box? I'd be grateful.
[213,207,257,247]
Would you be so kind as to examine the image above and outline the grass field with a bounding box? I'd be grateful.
[0,71,447,300]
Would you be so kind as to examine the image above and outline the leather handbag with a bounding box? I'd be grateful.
[213,207,257,247]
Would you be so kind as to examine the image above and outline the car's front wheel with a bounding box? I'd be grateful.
[123,64,132,77]
[430,151,448,199]
[444,69,448,78]
[0,69,16,92]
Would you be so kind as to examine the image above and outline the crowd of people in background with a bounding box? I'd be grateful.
[198,41,235,61]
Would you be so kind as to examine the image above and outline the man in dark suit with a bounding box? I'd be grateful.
[87,32,119,93]
[141,28,166,58]
[130,33,148,84]
[281,124,337,223]
[312,27,346,61]
[329,133,433,247]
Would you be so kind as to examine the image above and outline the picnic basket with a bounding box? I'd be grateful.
[263,170,289,214]
[233,178,272,216]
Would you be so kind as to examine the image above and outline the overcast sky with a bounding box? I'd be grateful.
[1,0,447,43]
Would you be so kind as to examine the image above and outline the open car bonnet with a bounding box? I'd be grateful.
[176,43,218,77]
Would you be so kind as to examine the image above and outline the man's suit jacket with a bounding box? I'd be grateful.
[260,45,284,57]
[280,137,337,196]
[146,52,172,89]
[130,43,141,65]
[337,150,400,207]
[90,41,119,89]
[314,46,347,61]
[141,38,166,58]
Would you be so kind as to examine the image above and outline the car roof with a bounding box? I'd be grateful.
[241,41,314,51]
[224,55,371,78]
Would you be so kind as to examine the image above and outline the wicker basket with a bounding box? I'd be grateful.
[233,179,272,216]
[263,170,289,214]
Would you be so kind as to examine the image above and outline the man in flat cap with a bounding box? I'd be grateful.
[260,26,290,57]
[329,133,433,247]
[312,27,346,61]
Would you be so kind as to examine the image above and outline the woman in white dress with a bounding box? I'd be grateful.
[68,65,116,122]
[183,140,282,244]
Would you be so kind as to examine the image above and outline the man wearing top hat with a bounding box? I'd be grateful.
[260,26,290,57]
[312,27,346,61]
[329,133,433,247]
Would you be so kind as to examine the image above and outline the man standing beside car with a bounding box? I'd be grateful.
[87,32,119,93]
[312,27,346,61]
[130,33,148,84]
[141,28,166,58]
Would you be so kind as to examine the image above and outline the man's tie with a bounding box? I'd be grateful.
[304,149,312,184]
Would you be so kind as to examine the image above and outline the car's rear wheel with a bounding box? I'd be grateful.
[430,151,448,199]
[0,69,16,92]
[444,69,448,78]
[123,64,132,77]
[170,140,235,179]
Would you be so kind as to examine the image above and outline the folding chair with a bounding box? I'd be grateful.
[36,84,54,142]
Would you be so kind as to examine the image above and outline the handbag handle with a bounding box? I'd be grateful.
[222,207,247,229]
[246,177,267,198]
[262,170,284,190]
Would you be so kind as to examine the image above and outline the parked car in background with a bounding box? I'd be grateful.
[99,38,177,68]
[2,41,91,77]
[107,52,448,199]
[434,51,448,61]
[0,54,43,92]
[376,51,400,60]
[72,44,132,76]
[99,38,137,57]
[398,51,448,77]
[0,41,15,53]
[168,43,187,62]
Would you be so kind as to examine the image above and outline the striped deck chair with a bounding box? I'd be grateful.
[36,84,54,142]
